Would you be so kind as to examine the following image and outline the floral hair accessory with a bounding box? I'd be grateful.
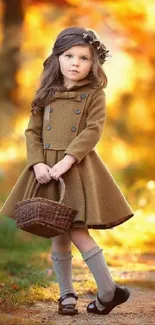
[82,32,110,64]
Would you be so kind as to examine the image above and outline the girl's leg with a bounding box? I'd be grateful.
[51,233,77,307]
[69,227,117,311]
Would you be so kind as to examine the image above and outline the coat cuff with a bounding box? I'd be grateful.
[64,151,82,164]
[26,157,45,170]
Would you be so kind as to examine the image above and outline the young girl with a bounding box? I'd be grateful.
[0,26,134,316]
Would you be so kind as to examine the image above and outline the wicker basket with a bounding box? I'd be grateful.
[14,177,77,238]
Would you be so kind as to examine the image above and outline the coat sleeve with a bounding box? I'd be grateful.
[24,109,45,170]
[64,88,106,164]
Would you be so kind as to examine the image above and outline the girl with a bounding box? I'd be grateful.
[0,27,134,316]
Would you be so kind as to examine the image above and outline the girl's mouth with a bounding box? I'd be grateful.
[69,70,79,73]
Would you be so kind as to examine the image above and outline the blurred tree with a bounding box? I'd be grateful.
[31,0,68,5]
[0,0,24,138]
[0,0,72,140]
[101,1,155,183]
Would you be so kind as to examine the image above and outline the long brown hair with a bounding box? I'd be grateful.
[31,27,108,114]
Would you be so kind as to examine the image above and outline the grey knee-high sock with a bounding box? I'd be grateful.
[52,251,77,305]
[81,246,117,310]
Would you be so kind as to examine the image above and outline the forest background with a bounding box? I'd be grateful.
[0,1,155,322]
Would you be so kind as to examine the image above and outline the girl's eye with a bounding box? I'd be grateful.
[65,54,88,60]
[65,54,72,58]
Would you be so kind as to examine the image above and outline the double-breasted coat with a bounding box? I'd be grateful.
[0,78,134,229]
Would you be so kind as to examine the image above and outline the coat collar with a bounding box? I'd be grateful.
[54,91,82,101]
[52,78,95,101]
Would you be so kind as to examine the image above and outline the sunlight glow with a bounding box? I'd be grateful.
[26,6,43,29]
[145,2,155,31]
[138,198,147,207]
[146,180,155,190]
[0,145,26,163]
[147,215,155,223]
[14,117,29,136]
[105,53,135,104]
[0,147,17,162]
[111,141,132,167]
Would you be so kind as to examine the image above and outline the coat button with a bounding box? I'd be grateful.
[71,126,77,132]
[80,93,87,99]
[45,143,50,148]
[50,108,53,113]
[75,109,81,114]
[46,125,52,130]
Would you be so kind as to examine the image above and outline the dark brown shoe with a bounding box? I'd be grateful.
[87,285,130,315]
[58,293,78,315]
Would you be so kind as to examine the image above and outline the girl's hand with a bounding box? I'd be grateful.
[49,155,76,181]
[33,163,52,184]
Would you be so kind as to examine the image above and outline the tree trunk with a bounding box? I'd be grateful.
[0,0,24,138]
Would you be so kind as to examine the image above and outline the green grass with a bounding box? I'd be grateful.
[0,216,58,307]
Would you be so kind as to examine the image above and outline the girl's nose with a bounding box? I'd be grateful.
[72,59,79,66]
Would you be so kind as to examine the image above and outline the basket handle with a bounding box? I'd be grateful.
[32,177,65,203]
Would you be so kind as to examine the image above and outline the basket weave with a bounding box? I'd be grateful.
[14,177,77,238]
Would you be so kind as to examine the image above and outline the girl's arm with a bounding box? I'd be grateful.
[25,109,45,170]
[64,88,106,164]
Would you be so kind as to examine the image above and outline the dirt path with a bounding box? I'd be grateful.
[4,286,154,325]
[1,256,155,325]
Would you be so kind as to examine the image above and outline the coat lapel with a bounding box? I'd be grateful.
[44,78,93,123]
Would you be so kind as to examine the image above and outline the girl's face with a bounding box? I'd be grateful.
[59,45,93,87]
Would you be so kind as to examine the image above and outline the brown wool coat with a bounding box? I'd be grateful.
[0,78,134,229]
